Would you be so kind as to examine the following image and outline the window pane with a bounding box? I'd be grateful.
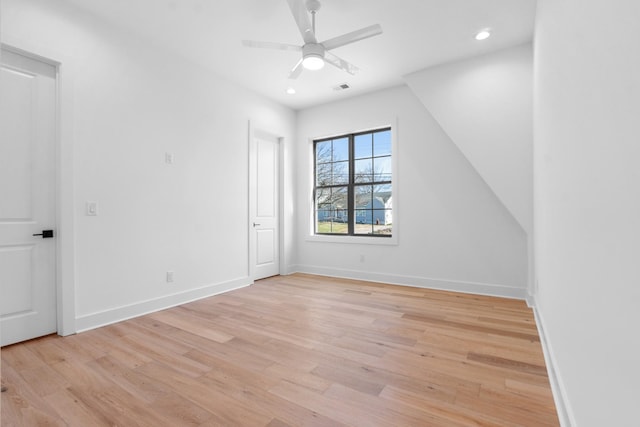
[315,187,348,212]
[316,211,348,234]
[332,161,349,184]
[330,186,348,210]
[373,156,392,182]
[316,161,332,186]
[373,210,392,235]
[354,210,373,234]
[315,188,331,208]
[316,141,331,164]
[354,134,372,159]
[374,130,391,156]
[316,186,348,234]
[332,138,349,162]
[374,184,392,207]
[355,185,373,208]
[316,210,331,224]
[354,158,373,183]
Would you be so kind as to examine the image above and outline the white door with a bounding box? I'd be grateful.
[249,131,280,280]
[0,48,57,346]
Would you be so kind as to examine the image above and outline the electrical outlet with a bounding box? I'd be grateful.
[166,271,174,283]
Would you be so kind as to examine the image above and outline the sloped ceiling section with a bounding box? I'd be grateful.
[404,44,533,235]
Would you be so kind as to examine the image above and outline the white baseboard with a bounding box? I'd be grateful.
[289,264,528,300]
[75,277,252,333]
[530,298,576,427]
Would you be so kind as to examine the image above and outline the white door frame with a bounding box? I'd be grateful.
[248,121,285,281]
[2,40,76,336]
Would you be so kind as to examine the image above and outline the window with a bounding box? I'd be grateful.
[314,128,392,237]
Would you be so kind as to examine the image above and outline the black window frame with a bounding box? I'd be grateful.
[313,127,392,237]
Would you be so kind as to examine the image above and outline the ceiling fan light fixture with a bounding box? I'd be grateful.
[302,43,325,70]
[302,54,325,70]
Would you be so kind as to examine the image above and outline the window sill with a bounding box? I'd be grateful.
[306,234,398,246]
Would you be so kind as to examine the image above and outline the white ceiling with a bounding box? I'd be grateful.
[65,0,537,110]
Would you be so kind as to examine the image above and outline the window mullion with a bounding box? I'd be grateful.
[348,134,355,235]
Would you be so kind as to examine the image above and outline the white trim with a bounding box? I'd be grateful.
[75,277,252,333]
[1,38,77,336]
[531,298,576,427]
[290,265,527,300]
[305,234,398,245]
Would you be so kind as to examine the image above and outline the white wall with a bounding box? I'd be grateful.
[404,44,533,236]
[534,0,640,425]
[1,0,296,330]
[295,86,528,297]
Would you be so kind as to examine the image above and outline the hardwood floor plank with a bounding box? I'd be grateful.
[13,363,70,397]
[148,309,234,343]
[268,380,388,427]
[403,312,541,342]
[1,273,559,426]
[467,351,548,376]
[0,363,67,427]
[380,385,506,427]
[147,392,215,426]
[322,382,458,427]
[311,363,386,396]
[263,363,332,393]
[0,341,49,372]
[134,361,273,426]
[87,355,170,403]
[43,387,114,427]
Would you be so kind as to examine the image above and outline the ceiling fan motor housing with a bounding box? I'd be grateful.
[303,43,325,59]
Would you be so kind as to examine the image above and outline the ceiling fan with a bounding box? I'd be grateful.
[242,0,383,79]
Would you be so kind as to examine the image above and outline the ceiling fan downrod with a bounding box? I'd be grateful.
[306,0,321,35]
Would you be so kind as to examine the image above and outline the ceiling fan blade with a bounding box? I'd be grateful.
[286,0,317,44]
[321,24,383,51]
[324,51,359,75]
[288,58,305,79]
[242,40,302,52]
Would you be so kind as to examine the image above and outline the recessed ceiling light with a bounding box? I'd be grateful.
[286,87,296,95]
[475,29,491,40]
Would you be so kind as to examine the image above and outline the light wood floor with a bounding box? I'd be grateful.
[1,273,558,426]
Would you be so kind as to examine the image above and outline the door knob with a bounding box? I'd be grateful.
[32,230,54,238]
[253,223,261,227]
